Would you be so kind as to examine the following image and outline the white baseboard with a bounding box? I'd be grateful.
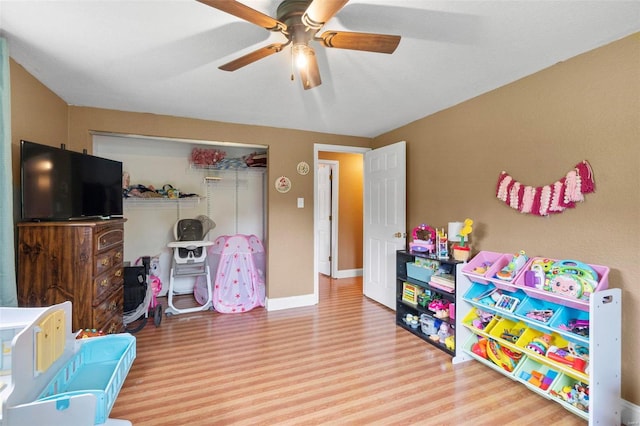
[266,294,316,311]
[333,268,363,279]
[622,398,640,425]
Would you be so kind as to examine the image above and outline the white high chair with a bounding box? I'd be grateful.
[165,215,215,316]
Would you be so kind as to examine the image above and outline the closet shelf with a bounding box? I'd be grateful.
[190,163,266,174]
[124,196,205,208]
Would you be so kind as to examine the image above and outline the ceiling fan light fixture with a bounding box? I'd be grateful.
[292,43,313,70]
[205,0,400,90]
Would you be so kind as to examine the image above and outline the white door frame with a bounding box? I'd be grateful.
[313,144,370,304]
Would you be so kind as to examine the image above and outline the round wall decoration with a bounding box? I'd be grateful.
[297,161,310,175]
[275,176,292,193]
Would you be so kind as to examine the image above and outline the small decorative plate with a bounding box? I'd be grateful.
[275,176,292,193]
[297,161,310,175]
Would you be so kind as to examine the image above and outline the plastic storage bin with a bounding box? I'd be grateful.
[514,296,563,325]
[37,334,136,425]
[514,257,609,311]
[549,372,590,416]
[489,317,528,344]
[461,308,499,334]
[463,283,500,308]
[406,262,434,283]
[514,356,561,392]
[484,252,530,288]
[550,306,590,340]
[462,251,504,284]
[515,329,572,365]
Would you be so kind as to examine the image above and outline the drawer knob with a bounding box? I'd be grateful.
[101,258,110,266]
[115,269,122,277]
[115,251,122,259]
[100,279,108,287]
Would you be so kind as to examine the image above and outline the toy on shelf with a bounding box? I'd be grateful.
[472,287,503,308]
[471,308,494,330]
[428,298,450,319]
[525,309,555,323]
[519,369,558,391]
[471,336,488,358]
[550,381,590,413]
[409,224,436,253]
[546,260,598,300]
[436,322,452,342]
[500,326,525,343]
[495,250,529,281]
[403,314,420,329]
[487,339,522,372]
[450,218,473,262]
[547,345,588,373]
[473,261,493,275]
[495,294,521,312]
[420,314,438,335]
[445,335,455,351]
[436,228,449,259]
[526,334,553,355]
[557,319,590,337]
[518,257,604,302]
[402,282,424,306]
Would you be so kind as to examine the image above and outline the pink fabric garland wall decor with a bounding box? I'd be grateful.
[495,160,595,216]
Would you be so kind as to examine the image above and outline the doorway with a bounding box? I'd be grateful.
[314,144,368,304]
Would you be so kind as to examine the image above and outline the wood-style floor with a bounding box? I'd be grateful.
[110,276,587,425]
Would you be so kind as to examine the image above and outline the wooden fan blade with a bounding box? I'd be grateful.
[299,50,322,90]
[303,0,349,29]
[219,43,287,71]
[198,0,286,32]
[320,31,401,54]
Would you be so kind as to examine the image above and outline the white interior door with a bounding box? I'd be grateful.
[317,163,332,276]
[363,141,406,310]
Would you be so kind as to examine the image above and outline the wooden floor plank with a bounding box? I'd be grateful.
[110,276,587,425]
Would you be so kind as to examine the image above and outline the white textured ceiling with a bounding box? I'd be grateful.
[1,0,639,138]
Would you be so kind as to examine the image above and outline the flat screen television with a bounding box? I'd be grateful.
[20,140,123,221]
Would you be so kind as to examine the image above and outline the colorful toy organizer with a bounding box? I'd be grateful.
[458,251,620,423]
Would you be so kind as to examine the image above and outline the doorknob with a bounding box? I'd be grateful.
[393,232,406,238]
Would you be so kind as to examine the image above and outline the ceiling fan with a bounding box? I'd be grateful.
[198,0,401,90]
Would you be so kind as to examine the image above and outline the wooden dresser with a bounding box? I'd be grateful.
[17,219,126,334]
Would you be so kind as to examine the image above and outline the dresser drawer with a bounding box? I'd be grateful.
[93,266,125,306]
[95,245,124,276]
[98,312,124,335]
[96,227,124,252]
[93,288,123,332]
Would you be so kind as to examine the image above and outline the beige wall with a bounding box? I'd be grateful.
[9,60,68,217]
[374,33,640,404]
[318,151,364,271]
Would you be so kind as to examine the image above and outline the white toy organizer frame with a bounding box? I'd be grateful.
[454,251,621,424]
[0,302,135,426]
